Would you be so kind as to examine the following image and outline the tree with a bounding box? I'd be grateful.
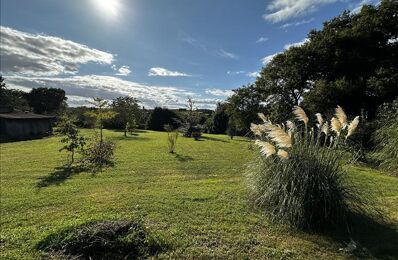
[210,102,229,134]
[85,98,118,143]
[231,0,398,124]
[226,84,265,134]
[111,96,140,136]
[146,107,180,131]
[26,87,67,114]
[0,76,29,110]
[226,116,237,140]
[56,115,86,164]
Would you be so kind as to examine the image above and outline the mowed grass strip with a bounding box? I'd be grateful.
[1,130,397,259]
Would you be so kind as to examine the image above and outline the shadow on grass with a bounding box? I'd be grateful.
[37,164,87,188]
[201,136,230,143]
[110,135,150,142]
[174,153,194,162]
[322,213,398,259]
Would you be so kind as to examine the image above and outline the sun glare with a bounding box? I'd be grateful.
[93,0,120,18]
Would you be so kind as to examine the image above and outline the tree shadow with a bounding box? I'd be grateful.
[174,153,194,162]
[201,136,230,143]
[110,135,150,142]
[37,164,87,188]
[321,213,398,259]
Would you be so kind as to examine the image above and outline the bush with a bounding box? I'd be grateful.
[80,139,115,171]
[247,107,371,231]
[37,220,168,259]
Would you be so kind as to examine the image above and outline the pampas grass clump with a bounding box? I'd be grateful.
[247,106,367,230]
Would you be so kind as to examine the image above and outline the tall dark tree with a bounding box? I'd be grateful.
[111,96,140,136]
[226,84,265,134]
[210,102,229,134]
[146,107,180,131]
[26,87,67,114]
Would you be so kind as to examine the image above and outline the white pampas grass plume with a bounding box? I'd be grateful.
[264,124,292,148]
[286,120,296,137]
[250,123,262,136]
[346,116,360,139]
[335,106,347,127]
[293,106,309,125]
[331,117,342,136]
[258,113,268,123]
[322,122,329,136]
[255,140,276,157]
[315,113,324,128]
[277,149,289,159]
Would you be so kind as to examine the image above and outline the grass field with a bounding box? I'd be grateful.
[1,129,397,259]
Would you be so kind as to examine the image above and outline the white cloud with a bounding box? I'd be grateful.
[116,65,131,76]
[217,49,238,59]
[284,38,309,49]
[0,26,114,76]
[263,0,338,23]
[256,37,269,43]
[280,18,315,28]
[205,88,234,97]
[247,71,260,78]
[227,70,245,75]
[4,74,222,109]
[148,67,191,77]
[262,52,282,65]
[351,0,379,14]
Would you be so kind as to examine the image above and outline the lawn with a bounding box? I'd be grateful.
[0,130,397,259]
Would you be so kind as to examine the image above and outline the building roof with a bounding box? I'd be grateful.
[0,111,55,119]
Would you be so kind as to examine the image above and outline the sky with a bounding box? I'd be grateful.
[0,0,379,109]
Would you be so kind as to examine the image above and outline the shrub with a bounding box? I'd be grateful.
[37,220,168,259]
[164,124,179,153]
[247,106,370,231]
[80,138,115,171]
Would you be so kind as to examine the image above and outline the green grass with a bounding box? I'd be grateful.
[1,129,397,259]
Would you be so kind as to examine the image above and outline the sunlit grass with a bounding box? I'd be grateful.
[0,129,397,259]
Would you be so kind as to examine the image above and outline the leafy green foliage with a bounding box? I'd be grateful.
[36,220,168,259]
[146,107,180,131]
[226,84,265,133]
[85,97,118,143]
[229,1,398,128]
[111,96,140,136]
[56,115,86,164]
[26,87,67,114]
[208,102,229,134]
[0,76,29,110]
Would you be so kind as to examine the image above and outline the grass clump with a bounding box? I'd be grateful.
[372,98,398,176]
[37,220,168,259]
[247,107,371,231]
[164,124,179,153]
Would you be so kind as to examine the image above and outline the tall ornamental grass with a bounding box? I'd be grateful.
[247,106,370,230]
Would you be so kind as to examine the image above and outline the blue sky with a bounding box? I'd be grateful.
[0,0,379,108]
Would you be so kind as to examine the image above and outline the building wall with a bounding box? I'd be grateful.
[0,118,53,141]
